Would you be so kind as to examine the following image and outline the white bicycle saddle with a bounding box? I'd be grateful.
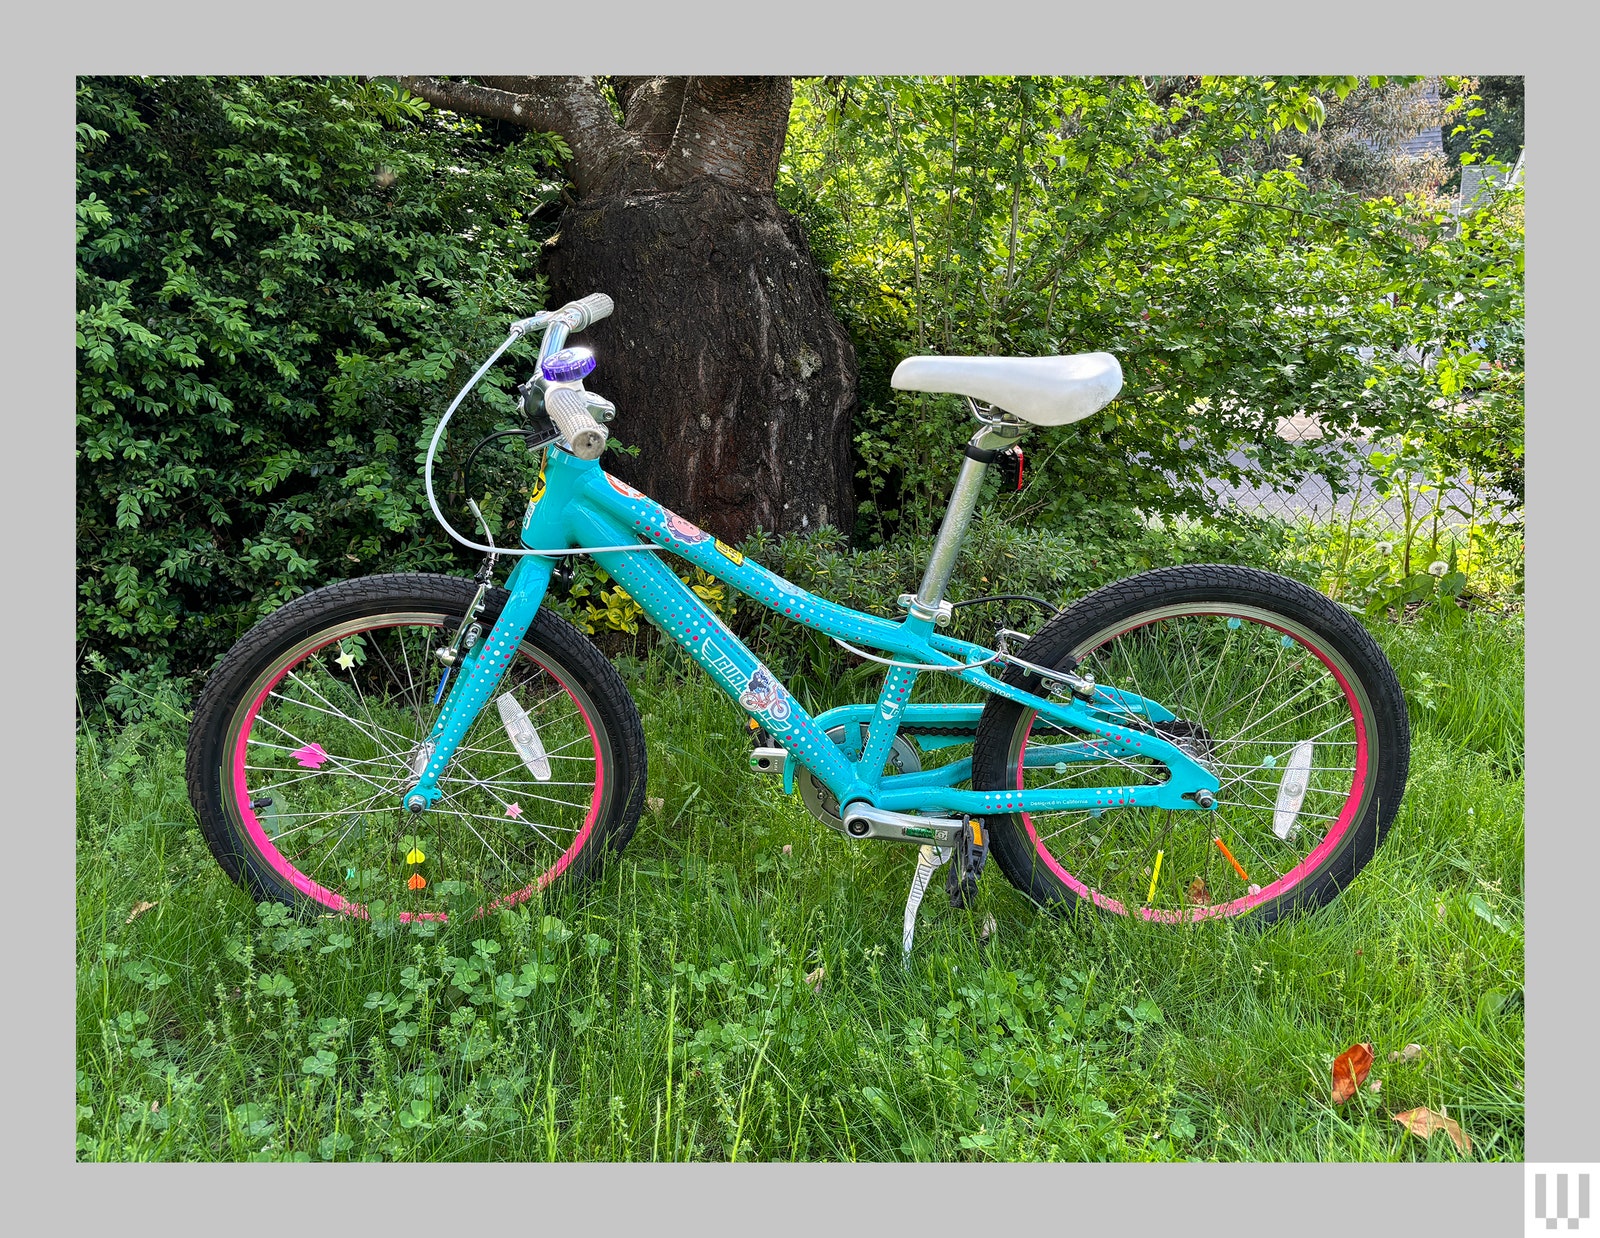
[890,352,1123,426]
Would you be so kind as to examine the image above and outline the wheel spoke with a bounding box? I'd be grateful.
[268,688,417,749]
[264,790,391,845]
[282,669,406,757]
[998,599,1382,920]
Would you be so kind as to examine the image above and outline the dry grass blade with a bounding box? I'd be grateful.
[805,966,825,995]
[125,901,158,924]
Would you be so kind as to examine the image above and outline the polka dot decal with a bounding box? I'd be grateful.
[592,541,857,793]
[590,473,903,649]
[410,594,547,798]
[858,665,919,787]
[576,471,1196,824]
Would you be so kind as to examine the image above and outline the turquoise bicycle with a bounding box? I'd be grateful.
[185,294,1410,937]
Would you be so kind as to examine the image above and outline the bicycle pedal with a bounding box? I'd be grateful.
[749,746,787,775]
[946,815,989,909]
[746,719,785,775]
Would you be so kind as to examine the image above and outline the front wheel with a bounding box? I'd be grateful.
[185,573,646,921]
[971,565,1409,925]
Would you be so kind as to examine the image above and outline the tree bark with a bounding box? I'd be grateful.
[400,75,858,540]
[544,177,856,540]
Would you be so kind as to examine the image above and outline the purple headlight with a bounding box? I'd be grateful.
[541,347,597,383]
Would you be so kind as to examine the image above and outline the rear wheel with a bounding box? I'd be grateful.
[185,573,646,921]
[971,565,1409,925]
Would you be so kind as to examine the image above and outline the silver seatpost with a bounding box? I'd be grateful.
[909,414,1024,623]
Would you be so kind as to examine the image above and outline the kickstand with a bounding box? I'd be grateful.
[902,844,952,964]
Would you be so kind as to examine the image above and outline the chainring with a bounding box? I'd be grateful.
[798,724,923,828]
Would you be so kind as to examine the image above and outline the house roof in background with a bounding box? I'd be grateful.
[1396,78,1443,158]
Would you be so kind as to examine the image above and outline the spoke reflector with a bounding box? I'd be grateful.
[1273,739,1315,840]
[497,692,552,781]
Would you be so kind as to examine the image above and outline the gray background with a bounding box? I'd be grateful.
[20,0,1584,1229]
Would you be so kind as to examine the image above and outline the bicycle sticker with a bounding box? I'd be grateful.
[702,639,793,731]
[714,538,745,566]
[605,473,644,498]
[663,511,711,545]
[520,460,548,530]
[739,666,792,721]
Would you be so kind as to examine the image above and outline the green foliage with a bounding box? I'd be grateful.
[77,74,1523,712]
[780,76,1523,541]
[76,76,562,687]
[733,505,1303,700]
[1441,76,1524,191]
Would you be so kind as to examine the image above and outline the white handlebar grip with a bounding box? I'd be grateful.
[568,293,614,331]
[545,385,609,460]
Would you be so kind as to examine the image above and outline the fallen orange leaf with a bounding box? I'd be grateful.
[1187,876,1211,905]
[125,901,158,924]
[1331,1042,1374,1104]
[1393,1106,1471,1154]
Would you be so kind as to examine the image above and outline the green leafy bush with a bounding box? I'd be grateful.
[76,76,562,691]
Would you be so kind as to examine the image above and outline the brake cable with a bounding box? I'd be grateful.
[423,323,667,558]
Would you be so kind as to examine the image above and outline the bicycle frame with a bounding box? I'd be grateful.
[402,444,1221,839]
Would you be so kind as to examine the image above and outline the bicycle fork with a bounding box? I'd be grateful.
[403,555,556,812]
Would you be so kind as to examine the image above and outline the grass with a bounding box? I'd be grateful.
[75,607,1523,1162]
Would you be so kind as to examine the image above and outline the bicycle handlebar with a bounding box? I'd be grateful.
[545,385,608,460]
[510,292,614,341]
[424,292,646,557]
[563,292,614,332]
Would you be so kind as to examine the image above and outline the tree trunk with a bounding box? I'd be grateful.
[544,177,856,541]
[398,75,858,541]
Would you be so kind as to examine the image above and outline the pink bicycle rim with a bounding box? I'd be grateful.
[229,624,604,922]
[1016,613,1370,923]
